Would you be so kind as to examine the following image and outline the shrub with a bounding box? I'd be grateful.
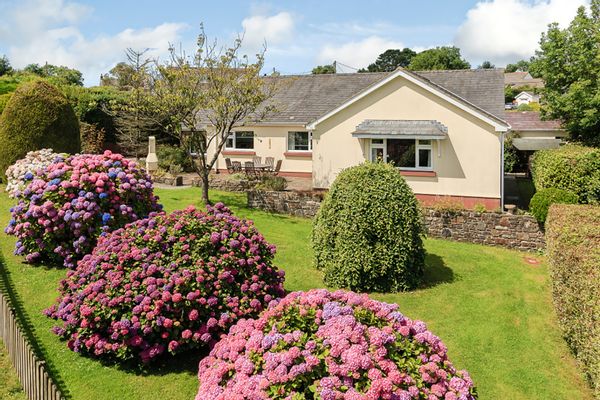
[0,92,11,114]
[529,188,578,223]
[257,175,287,191]
[546,205,600,396]
[4,149,65,198]
[0,80,80,180]
[196,289,477,399]
[312,162,425,292]
[157,145,193,173]
[531,144,600,204]
[80,122,105,153]
[5,151,161,267]
[473,203,487,213]
[45,204,286,364]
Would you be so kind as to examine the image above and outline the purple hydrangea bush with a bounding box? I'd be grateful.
[45,204,286,364]
[5,151,161,267]
[196,289,477,400]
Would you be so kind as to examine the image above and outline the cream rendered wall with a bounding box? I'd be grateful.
[312,76,502,200]
[207,125,312,174]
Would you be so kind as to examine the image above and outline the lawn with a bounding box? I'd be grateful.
[0,186,593,400]
[0,340,26,400]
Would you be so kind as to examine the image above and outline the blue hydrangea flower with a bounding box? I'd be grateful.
[99,192,108,199]
[24,172,34,180]
[102,213,111,225]
[49,178,61,186]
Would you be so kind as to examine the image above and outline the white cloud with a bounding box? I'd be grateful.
[317,36,405,70]
[455,0,588,65]
[2,0,187,85]
[241,12,295,50]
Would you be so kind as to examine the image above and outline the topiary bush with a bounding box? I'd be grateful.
[4,148,65,198]
[196,289,477,399]
[529,188,578,223]
[0,80,80,180]
[312,162,425,292]
[5,151,161,267]
[45,204,286,364]
[546,205,600,397]
[531,145,600,204]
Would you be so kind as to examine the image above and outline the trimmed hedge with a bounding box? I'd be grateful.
[312,162,425,292]
[531,145,600,204]
[529,188,578,223]
[0,80,80,180]
[546,204,600,397]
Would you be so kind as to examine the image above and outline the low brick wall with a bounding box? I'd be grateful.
[423,209,545,251]
[247,190,325,218]
[247,190,545,251]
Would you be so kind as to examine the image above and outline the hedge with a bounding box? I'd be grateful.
[531,145,600,204]
[546,204,600,397]
[529,188,578,223]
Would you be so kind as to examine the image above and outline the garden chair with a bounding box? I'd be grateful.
[232,161,242,173]
[225,158,234,174]
[244,161,259,180]
[272,160,282,176]
[265,157,275,171]
[252,156,262,165]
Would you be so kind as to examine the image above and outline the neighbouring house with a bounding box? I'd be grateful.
[504,71,544,89]
[201,68,564,210]
[514,91,540,106]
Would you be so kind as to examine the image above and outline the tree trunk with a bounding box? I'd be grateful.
[200,171,211,205]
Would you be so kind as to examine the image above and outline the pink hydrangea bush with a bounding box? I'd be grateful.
[45,204,286,364]
[196,289,477,400]
[4,148,65,198]
[5,151,161,267]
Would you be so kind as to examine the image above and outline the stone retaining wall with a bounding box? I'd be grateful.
[247,190,546,251]
[192,178,258,192]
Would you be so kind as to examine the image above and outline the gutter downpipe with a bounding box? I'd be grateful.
[500,131,505,212]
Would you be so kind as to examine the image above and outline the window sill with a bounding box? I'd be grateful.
[284,151,312,158]
[399,170,436,177]
[222,150,256,156]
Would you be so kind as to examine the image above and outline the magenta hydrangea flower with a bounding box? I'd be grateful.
[196,289,477,399]
[45,204,285,364]
[5,151,161,268]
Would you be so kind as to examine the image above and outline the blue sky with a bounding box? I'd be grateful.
[0,0,588,85]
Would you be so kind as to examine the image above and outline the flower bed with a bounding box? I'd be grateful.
[196,289,477,399]
[5,151,161,267]
[45,204,286,364]
[4,148,65,198]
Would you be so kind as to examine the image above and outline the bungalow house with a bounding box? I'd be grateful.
[504,71,544,89]
[204,68,564,210]
[514,91,540,106]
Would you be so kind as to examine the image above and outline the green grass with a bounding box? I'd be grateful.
[0,186,593,400]
[0,340,27,400]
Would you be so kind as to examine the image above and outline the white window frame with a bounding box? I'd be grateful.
[225,131,254,150]
[369,138,433,171]
[287,131,312,152]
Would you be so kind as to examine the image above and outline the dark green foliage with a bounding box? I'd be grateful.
[477,61,495,69]
[531,144,600,204]
[312,162,425,292]
[23,63,83,86]
[408,46,471,71]
[530,2,600,144]
[79,122,105,153]
[157,144,193,172]
[0,55,12,76]
[529,188,578,223]
[257,176,287,191]
[505,59,533,73]
[311,64,335,74]
[0,80,80,179]
[546,204,600,397]
[504,138,518,173]
[363,48,416,72]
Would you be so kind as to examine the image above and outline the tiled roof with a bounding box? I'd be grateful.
[504,71,544,88]
[504,111,563,131]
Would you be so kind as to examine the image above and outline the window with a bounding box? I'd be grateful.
[369,138,432,170]
[226,131,254,150]
[287,131,312,151]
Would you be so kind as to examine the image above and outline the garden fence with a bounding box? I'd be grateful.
[0,291,64,400]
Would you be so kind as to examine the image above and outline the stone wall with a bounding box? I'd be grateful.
[192,177,258,192]
[247,190,325,218]
[423,209,545,251]
[247,190,546,251]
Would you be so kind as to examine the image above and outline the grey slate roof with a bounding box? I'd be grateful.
[352,119,448,138]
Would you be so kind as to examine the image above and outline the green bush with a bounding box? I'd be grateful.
[312,162,425,292]
[0,80,80,180]
[157,144,193,172]
[531,145,600,204]
[79,122,105,153]
[257,175,287,191]
[0,93,11,114]
[529,188,578,223]
[546,204,600,397]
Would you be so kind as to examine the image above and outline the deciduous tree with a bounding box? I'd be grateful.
[362,48,416,72]
[407,46,470,71]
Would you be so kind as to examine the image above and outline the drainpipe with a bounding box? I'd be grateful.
[500,131,505,212]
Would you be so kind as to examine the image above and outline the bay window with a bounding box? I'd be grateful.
[369,138,432,170]
[287,131,312,151]
[226,131,254,150]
